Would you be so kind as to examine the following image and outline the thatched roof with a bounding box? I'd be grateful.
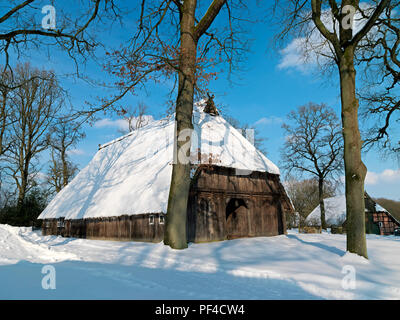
[39,101,280,220]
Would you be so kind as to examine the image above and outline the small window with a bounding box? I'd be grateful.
[379,222,383,228]
[159,215,165,224]
[57,220,65,228]
[149,215,155,225]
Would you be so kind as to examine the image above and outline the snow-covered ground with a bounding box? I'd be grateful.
[0,224,399,300]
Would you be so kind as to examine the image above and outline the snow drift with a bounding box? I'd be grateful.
[1,224,400,299]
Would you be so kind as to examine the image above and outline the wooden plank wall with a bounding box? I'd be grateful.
[41,166,294,243]
[42,214,165,242]
[187,166,292,242]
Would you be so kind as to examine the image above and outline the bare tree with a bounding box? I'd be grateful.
[281,103,343,230]
[4,63,63,209]
[358,3,400,155]
[0,69,13,157]
[284,177,338,223]
[47,118,85,193]
[118,102,151,135]
[273,0,393,258]
[47,149,79,194]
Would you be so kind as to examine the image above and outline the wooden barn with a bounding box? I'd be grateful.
[38,101,293,243]
[305,193,400,235]
[364,193,400,236]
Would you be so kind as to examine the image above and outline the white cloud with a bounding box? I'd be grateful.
[94,115,154,132]
[365,171,379,185]
[94,118,130,131]
[67,148,85,156]
[254,116,283,126]
[29,171,48,186]
[365,169,400,186]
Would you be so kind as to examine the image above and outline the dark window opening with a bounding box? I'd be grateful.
[225,198,249,239]
[226,198,247,220]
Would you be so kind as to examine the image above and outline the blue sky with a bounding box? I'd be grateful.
[11,2,400,201]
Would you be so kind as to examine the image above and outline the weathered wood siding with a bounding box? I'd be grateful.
[187,166,293,242]
[42,214,165,242]
[41,166,294,243]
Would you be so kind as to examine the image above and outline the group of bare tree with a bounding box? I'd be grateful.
[0,0,110,215]
[284,177,338,227]
[47,119,85,193]
[0,63,83,217]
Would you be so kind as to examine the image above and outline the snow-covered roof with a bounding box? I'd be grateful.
[375,203,388,213]
[305,194,400,227]
[39,101,280,220]
[305,195,347,227]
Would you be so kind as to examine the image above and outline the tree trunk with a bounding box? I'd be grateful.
[318,177,327,230]
[17,168,28,214]
[164,0,197,249]
[339,47,368,258]
[0,91,7,156]
[61,149,68,187]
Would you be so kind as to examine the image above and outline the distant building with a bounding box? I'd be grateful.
[306,192,400,235]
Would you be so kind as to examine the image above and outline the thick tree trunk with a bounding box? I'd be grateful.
[318,177,327,230]
[17,184,26,209]
[0,91,7,156]
[17,135,29,212]
[17,168,28,213]
[339,47,368,258]
[61,149,68,187]
[164,0,197,249]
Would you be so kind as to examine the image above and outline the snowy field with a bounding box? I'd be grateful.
[0,224,399,300]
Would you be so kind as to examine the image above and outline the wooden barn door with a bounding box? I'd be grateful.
[225,198,249,239]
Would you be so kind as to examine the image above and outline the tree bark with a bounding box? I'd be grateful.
[339,47,368,258]
[17,165,29,213]
[61,149,68,187]
[164,0,197,249]
[318,177,327,230]
[0,90,8,156]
